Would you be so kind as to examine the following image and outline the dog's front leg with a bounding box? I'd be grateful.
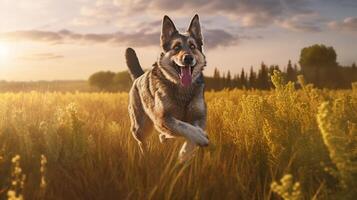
[178,89,208,161]
[154,116,209,147]
[152,92,209,147]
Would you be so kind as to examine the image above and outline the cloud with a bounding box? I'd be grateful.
[19,53,64,60]
[0,30,63,44]
[204,29,238,49]
[322,0,357,7]
[0,29,156,46]
[0,28,240,49]
[72,0,314,29]
[328,17,357,32]
[277,14,323,32]
[279,20,321,32]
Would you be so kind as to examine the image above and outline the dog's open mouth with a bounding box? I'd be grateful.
[174,63,194,87]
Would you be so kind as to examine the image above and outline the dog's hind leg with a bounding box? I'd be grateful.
[129,105,153,155]
[129,87,153,155]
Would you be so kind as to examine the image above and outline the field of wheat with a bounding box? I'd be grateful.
[0,73,356,200]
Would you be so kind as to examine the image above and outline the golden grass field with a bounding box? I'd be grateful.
[0,73,356,200]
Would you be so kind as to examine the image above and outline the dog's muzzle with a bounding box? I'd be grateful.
[172,54,196,87]
[173,62,195,87]
[183,54,194,66]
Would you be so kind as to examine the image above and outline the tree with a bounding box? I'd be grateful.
[350,62,357,80]
[257,62,270,90]
[212,68,222,90]
[233,74,240,88]
[248,66,256,88]
[113,71,132,92]
[286,60,296,82]
[299,44,337,68]
[88,70,132,92]
[299,44,339,88]
[213,68,220,79]
[226,70,232,88]
[240,69,247,88]
[89,71,116,91]
[294,64,298,74]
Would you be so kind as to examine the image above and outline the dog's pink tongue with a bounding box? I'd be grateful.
[180,67,192,87]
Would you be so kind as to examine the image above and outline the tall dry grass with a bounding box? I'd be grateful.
[0,74,356,199]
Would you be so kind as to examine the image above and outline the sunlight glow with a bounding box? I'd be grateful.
[0,43,10,61]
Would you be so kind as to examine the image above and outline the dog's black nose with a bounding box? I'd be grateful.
[183,54,194,65]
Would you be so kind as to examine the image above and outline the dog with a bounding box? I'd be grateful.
[125,14,209,162]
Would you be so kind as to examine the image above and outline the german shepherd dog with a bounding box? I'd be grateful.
[125,14,209,161]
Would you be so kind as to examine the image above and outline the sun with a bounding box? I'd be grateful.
[0,43,10,61]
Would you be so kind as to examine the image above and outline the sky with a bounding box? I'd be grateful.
[0,0,356,81]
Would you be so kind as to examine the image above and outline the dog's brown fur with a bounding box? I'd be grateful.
[126,15,208,161]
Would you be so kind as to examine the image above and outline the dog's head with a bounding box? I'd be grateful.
[158,15,206,87]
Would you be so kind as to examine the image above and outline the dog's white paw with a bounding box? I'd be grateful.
[189,127,209,147]
[159,133,175,143]
[159,133,167,143]
[178,141,197,163]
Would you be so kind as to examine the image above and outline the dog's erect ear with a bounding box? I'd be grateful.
[161,15,177,50]
[188,14,203,47]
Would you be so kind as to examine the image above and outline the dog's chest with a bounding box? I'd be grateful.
[176,87,195,104]
[165,86,197,119]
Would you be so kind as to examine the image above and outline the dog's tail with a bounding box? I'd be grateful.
[125,48,144,81]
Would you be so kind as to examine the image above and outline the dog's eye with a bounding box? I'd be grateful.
[190,44,196,50]
[173,45,181,51]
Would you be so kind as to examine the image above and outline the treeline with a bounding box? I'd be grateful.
[205,60,298,90]
[89,44,357,91]
[88,62,296,92]
[88,71,131,92]
[0,80,91,93]
[206,44,357,90]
